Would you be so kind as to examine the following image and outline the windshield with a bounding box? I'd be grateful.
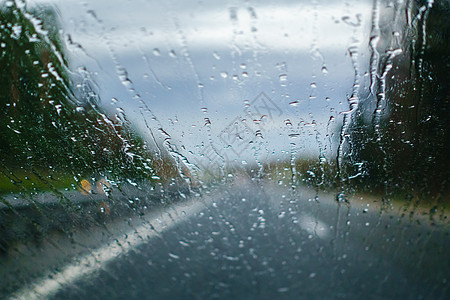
[1,0,449,299]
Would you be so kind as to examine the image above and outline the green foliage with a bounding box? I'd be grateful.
[0,3,156,191]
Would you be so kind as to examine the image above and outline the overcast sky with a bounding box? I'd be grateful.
[30,0,380,170]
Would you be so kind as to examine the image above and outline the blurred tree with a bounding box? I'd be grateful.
[0,2,159,188]
[350,0,449,201]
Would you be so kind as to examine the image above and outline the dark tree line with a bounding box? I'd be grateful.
[349,0,449,201]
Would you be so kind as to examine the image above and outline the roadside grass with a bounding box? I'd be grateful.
[0,169,77,195]
[346,191,449,224]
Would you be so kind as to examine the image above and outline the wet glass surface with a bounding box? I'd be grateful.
[0,0,449,299]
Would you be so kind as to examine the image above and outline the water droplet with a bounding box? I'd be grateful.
[169,50,177,58]
[168,253,180,259]
[153,48,161,56]
[240,63,247,69]
[242,72,248,78]
[220,72,228,78]
[127,178,138,186]
[55,104,62,114]
[213,51,221,60]
[179,240,189,246]
[229,7,238,22]
[336,192,348,204]
[321,66,328,74]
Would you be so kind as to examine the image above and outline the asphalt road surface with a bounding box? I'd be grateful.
[7,180,450,299]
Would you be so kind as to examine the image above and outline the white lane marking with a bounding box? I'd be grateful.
[10,197,209,300]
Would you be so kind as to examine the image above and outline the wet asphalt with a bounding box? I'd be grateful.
[46,181,449,300]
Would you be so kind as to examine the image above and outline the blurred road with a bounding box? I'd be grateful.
[7,180,450,299]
